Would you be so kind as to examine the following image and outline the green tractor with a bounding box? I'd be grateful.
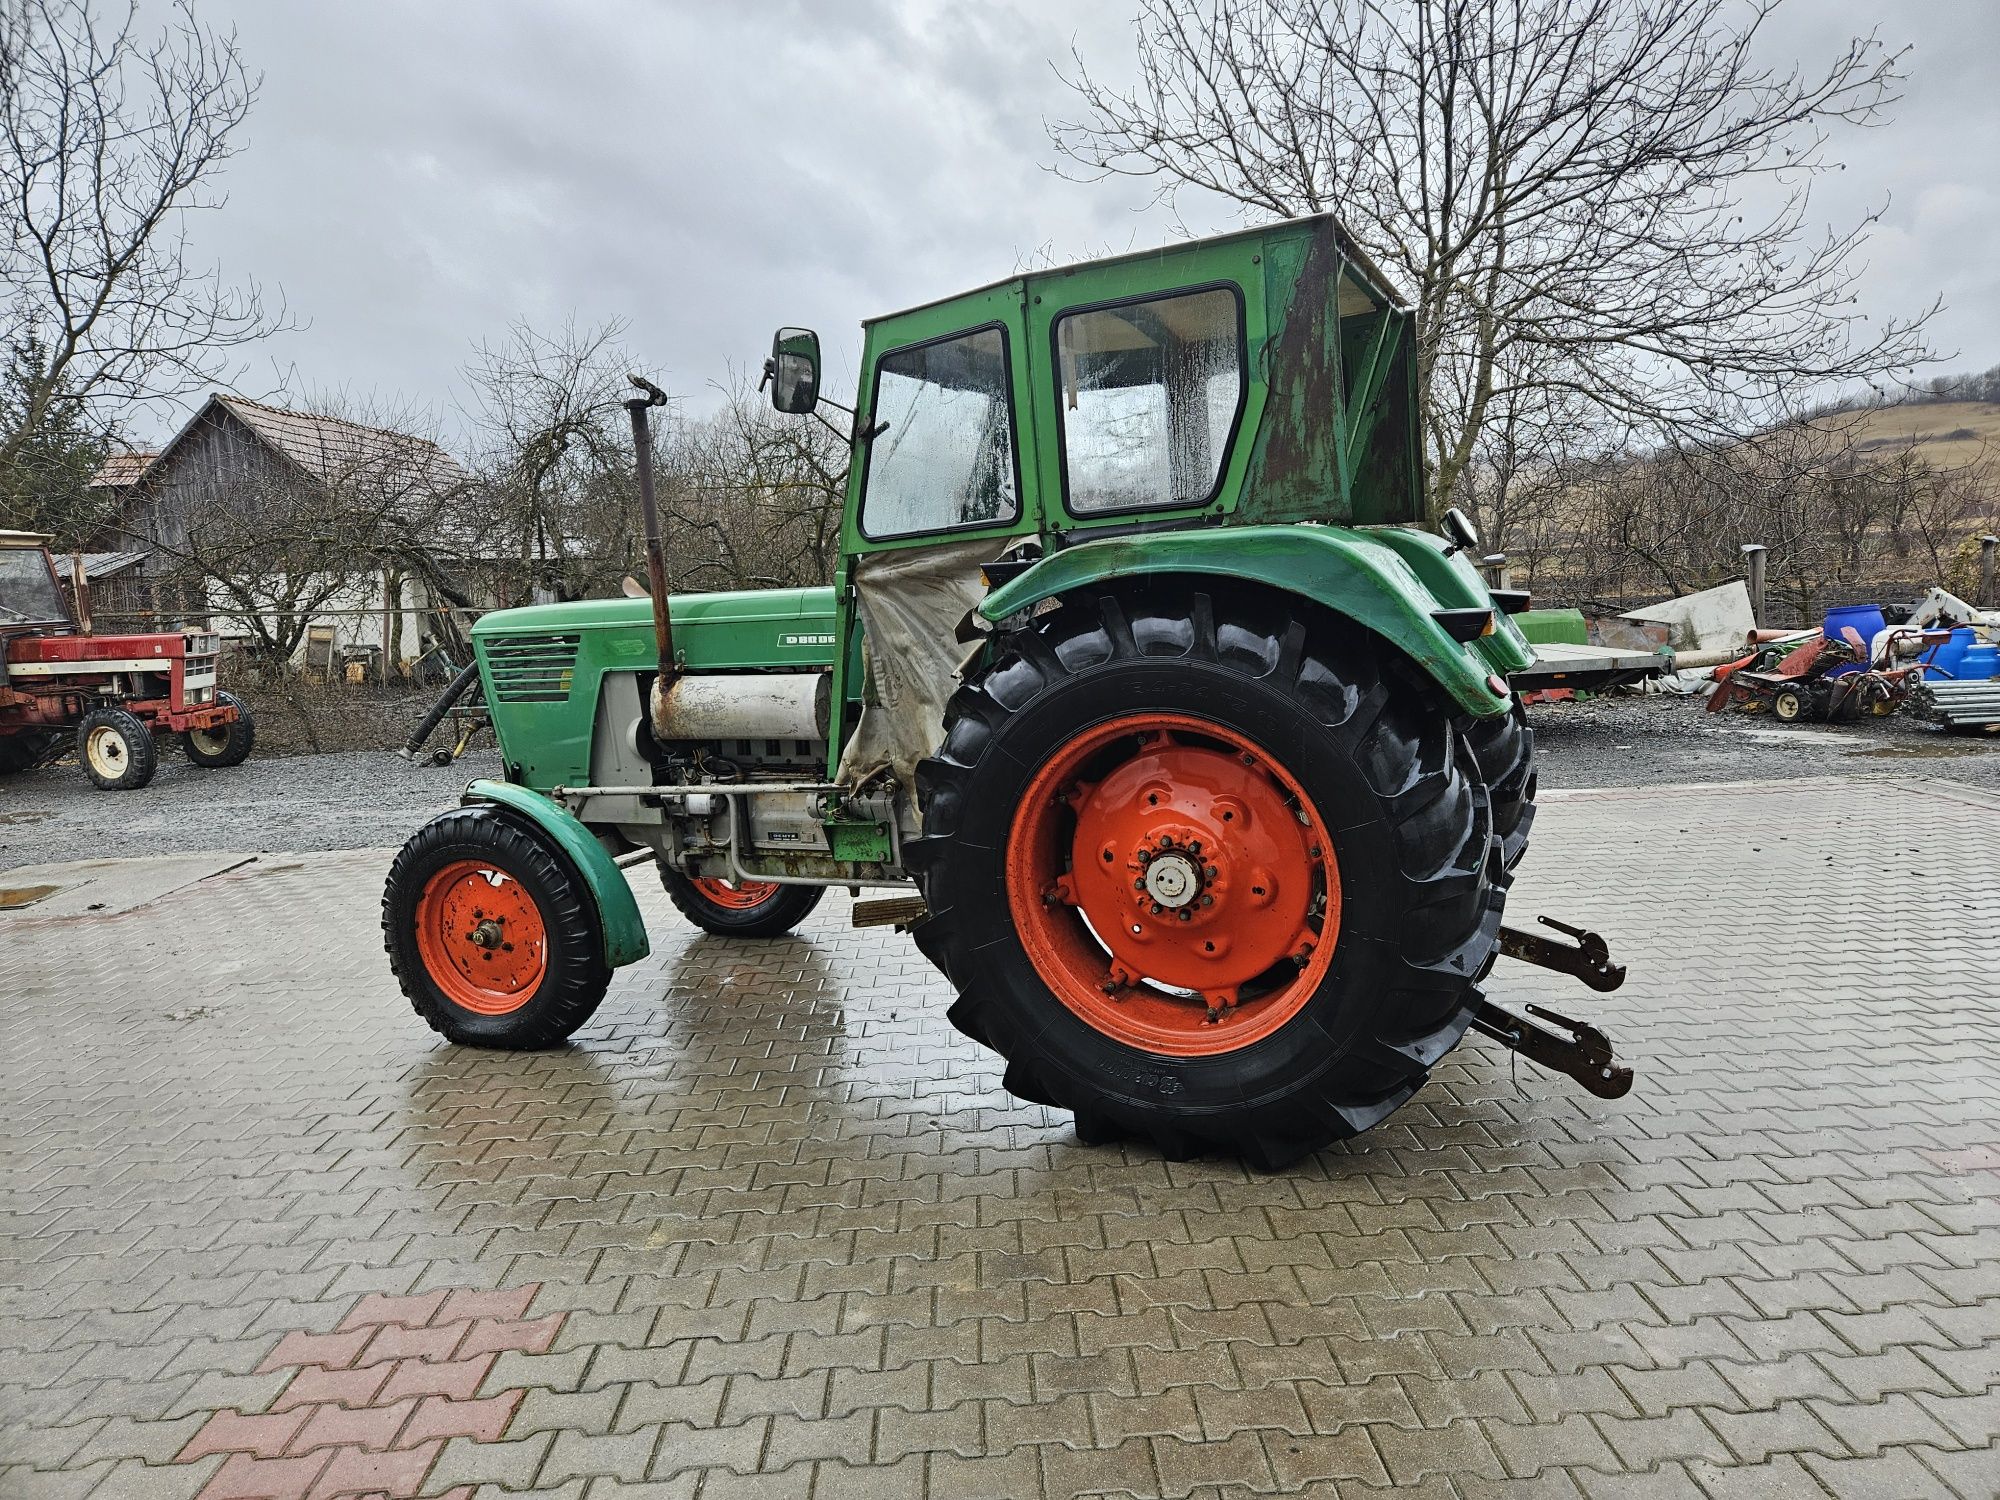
[384,215,1628,1168]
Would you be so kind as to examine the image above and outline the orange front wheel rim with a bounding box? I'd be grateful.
[415,859,549,1015]
[1006,712,1340,1058]
[690,876,781,910]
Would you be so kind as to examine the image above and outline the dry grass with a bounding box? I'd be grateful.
[1829,400,2000,468]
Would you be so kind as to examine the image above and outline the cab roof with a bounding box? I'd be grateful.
[864,213,1408,327]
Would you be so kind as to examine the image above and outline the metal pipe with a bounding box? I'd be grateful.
[625,374,676,695]
[1739,543,1767,629]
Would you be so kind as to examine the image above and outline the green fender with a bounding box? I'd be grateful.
[979,524,1533,717]
[462,779,651,968]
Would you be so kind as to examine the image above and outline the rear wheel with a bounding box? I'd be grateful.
[659,866,825,937]
[0,731,59,776]
[383,805,610,1047]
[1463,697,1536,871]
[184,690,256,767]
[1772,686,1806,722]
[912,587,1507,1170]
[77,707,157,791]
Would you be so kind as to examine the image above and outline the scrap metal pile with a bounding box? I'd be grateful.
[1706,587,2000,730]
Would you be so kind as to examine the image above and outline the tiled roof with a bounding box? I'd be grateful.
[88,449,160,488]
[213,395,469,496]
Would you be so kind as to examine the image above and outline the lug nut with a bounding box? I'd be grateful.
[1178,910,1192,922]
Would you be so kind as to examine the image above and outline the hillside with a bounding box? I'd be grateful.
[1823,399,2000,467]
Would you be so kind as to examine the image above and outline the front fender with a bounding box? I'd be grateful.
[462,779,650,968]
[980,524,1531,716]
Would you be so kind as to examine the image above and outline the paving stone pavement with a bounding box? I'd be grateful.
[2,775,1997,1500]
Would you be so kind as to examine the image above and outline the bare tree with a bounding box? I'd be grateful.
[662,380,847,593]
[463,318,632,600]
[0,0,281,502]
[1052,0,1935,520]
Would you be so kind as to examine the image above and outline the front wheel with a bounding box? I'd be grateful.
[184,691,256,767]
[77,707,157,791]
[659,866,825,937]
[912,587,1507,1170]
[382,805,611,1047]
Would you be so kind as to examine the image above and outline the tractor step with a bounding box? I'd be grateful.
[852,894,929,929]
[1471,998,1634,1099]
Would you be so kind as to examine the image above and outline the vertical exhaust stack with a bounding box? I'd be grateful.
[625,374,677,695]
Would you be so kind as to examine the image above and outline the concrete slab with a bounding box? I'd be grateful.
[0,851,255,917]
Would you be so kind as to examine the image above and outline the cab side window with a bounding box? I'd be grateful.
[1054,287,1244,515]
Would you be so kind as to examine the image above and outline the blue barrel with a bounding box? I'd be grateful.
[1823,604,1887,652]
[1959,642,2000,681]
[1924,627,1977,680]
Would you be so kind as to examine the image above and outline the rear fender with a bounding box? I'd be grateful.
[461,779,650,967]
[979,525,1532,716]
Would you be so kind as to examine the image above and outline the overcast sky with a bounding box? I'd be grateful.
[168,0,2000,450]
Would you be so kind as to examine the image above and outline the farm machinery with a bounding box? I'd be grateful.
[385,216,1631,1167]
[0,530,254,789]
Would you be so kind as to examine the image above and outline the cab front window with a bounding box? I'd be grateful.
[859,325,1019,540]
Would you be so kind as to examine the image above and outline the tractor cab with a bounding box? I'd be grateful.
[0,531,77,634]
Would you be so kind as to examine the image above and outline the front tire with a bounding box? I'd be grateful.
[911,587,1508,1170]
[383,805,611,1047]
[659,867,825,937]
[184,691,256,767]
[77,707,157,791]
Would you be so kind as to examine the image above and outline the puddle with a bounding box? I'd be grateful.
[1848,741,1993,759]
[0,884,63,910]
[0,809,51,824]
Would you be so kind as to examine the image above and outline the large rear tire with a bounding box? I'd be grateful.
[1463,697,1536,871]
[383,805,611,1048]
[77,707,157,791]
[0,731,59,776]
[911,587,1509,1170]
[659,867,825,937]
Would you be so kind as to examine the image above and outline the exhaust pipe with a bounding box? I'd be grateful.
[625,374,677,695]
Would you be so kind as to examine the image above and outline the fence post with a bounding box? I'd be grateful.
[1481,553,1511,591]
[1740,543,1767,628]
[1980,534,1998,609]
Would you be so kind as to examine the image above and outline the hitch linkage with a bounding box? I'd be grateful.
[1498,915,1626,992]
[1471,1000,1634,1099]
[1478,915,1634,1099]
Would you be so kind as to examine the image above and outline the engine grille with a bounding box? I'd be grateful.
[483,633,581,703]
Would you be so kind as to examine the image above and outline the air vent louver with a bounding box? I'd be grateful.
[484,633,580,703]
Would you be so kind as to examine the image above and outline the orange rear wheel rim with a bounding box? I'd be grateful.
[415,859,549,1015]
[691,876,780,910]
[1006,712,1340,1057]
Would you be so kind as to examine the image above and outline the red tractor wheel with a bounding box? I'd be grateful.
[658,865,824,937]
[383,805,611,1047]
[910,586,1508,1170]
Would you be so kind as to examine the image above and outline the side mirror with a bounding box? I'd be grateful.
[1439,506,1481,556]
[764,327,820,415]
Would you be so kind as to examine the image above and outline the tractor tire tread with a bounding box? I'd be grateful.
[382,804,611,1049]
[909,583,1512,1171]
[76,706,157,791]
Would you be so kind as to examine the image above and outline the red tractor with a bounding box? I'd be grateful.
[0,529,254,790]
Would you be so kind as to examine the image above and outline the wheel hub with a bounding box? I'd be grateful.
[1142,849,1201,909]
[1007,714,1342,1057]
[1063,734,1324,1001]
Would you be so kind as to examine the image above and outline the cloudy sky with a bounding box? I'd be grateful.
[167,0,2000,449]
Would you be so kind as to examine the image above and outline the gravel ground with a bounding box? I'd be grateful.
[1530,689,2000,793]
[1,748,502,870]
[5,694,1997,872]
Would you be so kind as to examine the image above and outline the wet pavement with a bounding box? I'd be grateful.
[3,776,1998,1498]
